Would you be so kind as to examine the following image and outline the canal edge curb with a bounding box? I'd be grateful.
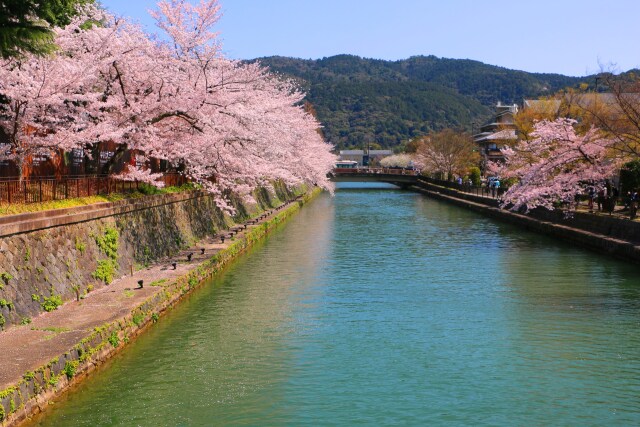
[411,183,640,263]
[0,187,322,427]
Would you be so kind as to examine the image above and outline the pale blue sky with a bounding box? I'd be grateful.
[99,0,640,77]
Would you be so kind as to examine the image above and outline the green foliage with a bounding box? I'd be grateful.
[137,183,163,195]
[63,360,78,379]
[137,182,197,195]
[142,246,151,267]
[151,313,159,323]
[0,299,14,310]
[24,247,30,262]
[150,279,167,287]
[31,293,40,302]
[188,276,198,288]
[93,227,119,284]
[132,313,145,326]
[92,259,116,284]
[254,55,585,150]
[620,160,640,196]
[0,272,12,287]
[47,375,58,387]
[41,294,63,312]
[0,0,95,59]
[469,167,482,186]
[0,314,5,330]
[75,236,86,254]
[108,331,120,348]
[20,317,31,325]
[34,326,70,334]
[95,227,119,260]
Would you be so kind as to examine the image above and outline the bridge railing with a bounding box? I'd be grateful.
[332,167,420,176]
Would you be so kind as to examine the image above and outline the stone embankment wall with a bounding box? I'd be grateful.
[414,180,640,262]
[0,187,295,330]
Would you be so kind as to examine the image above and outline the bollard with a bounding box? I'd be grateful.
[221,236,225,243]
[201,248,205,255]
[137,280,144,289]
[187,253,193,262]
[172,262,177,270]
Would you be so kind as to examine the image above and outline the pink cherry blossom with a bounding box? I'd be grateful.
[0,1,336,210]
[492,118,620,212]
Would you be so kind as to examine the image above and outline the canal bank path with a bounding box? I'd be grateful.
[0,198,300,393]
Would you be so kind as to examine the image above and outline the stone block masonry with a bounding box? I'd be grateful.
[0,187,296,329]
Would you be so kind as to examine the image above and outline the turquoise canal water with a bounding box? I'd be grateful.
[33,183,640,426]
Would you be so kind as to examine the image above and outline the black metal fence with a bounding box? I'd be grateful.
[0,173,187,204]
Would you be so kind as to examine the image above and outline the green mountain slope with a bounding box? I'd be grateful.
[253,55,586,150]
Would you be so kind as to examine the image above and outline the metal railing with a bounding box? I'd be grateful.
[0,173,187,204]
[419,176,503,199]
[332,167,420,176]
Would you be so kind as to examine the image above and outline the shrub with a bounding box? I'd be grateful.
[620,160,640,196]
[108,331,120,348]
[92,259,117,284]
[41,295,63,312]
[63,360,79,379]
[469,167,481,186]
[95,227,119,260]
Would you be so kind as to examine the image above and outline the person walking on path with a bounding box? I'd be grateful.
[588,186,596,213]
[608,186,618,215]
[597,187,607,211]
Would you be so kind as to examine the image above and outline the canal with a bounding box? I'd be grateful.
[32,183,640,426]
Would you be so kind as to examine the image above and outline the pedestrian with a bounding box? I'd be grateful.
[631,189,639,220]
[597,187,606,211]
[588,186,595,213]
[607,185,618,215]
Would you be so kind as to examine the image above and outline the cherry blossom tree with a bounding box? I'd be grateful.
[0,0,336,210]
[380,154,415,168]
[491,118,620,212]
[414,129,479,180]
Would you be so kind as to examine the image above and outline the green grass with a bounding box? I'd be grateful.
[31,326,70,333]
[0,183,198,217]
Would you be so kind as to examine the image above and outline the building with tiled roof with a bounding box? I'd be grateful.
[473,102,518,167]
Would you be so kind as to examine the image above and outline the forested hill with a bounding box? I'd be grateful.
[252,55,586,150]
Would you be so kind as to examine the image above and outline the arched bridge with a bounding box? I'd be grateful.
[328,167,420,188]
